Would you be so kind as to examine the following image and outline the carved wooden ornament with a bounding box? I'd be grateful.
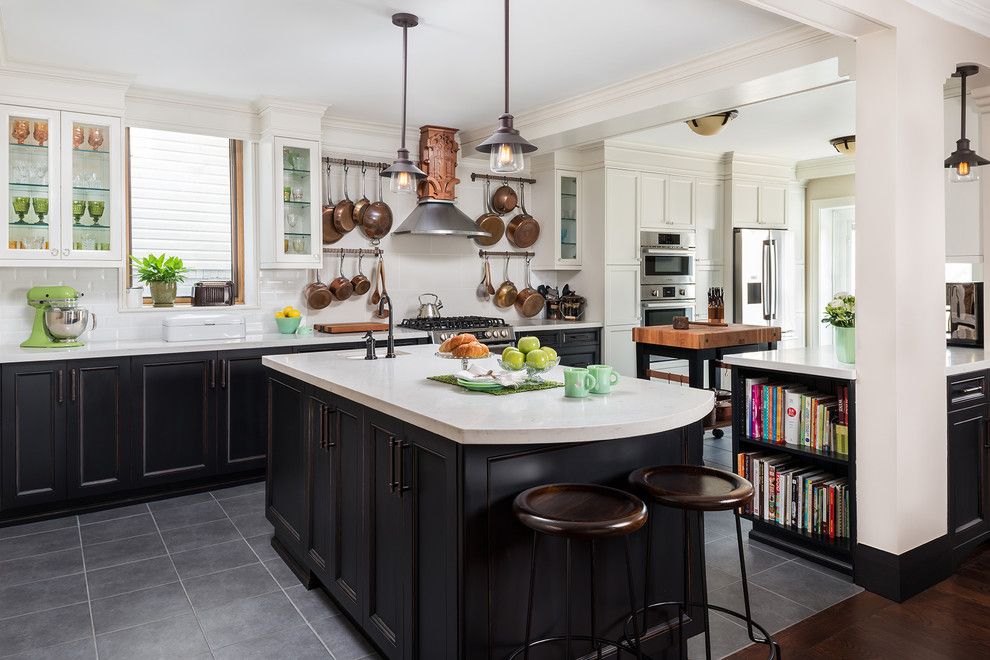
[418,125,460,201]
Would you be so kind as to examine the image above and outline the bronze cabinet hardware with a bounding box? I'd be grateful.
[398,440,410,496]
[388,436,398,493]
[209,360,216,389]
[70,368,77,402]
[56,369,64,404]
[220,359,227,389]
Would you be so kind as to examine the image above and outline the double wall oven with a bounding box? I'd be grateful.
[641,230,696,326]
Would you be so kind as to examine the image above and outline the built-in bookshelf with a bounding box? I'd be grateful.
[730,365,856,576]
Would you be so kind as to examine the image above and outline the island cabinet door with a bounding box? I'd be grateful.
[66,358,131,498]
[131,352,217,485]
[948,403,990,552]
[217,348,292,473]
[363,408,407,659]
[306,387,333,585]
[266,373,310,558]
[1,362,67,510]
[400,426,459,660]
[326,394,364,620]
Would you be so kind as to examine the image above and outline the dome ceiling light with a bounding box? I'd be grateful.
[829,135,856,156]
[685,110,739,136]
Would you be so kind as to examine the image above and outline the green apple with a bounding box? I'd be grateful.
[516,335,541,354]
[502,349,525,369]
[542,346,558,362]
[525,348,549,369]
[502,346,520,361]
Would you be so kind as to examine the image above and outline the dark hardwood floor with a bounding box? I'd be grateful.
[727,544,990,659]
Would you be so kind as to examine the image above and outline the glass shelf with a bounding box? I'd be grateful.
[9,142,49,151]
[285,201,311,207]
[9,182,48,189]
[8,221,49,228]
[284,231,311,237]
[72,148,110,156]
[73,223,110,230]
[72,186,110,193]
[560,192,576,198]
[561,217,577,222]
[283,168,310,175]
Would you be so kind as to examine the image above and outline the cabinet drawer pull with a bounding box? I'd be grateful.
[325,407,336,449]
[398,440,409,496]
[220,359,227,389]
[319,405,328,449]
[209,359,216,389]
[387,436,398,493]
[56,370,64,404]
[70,368,77,402]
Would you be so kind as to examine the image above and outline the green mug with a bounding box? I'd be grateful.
[588,364,620,395]
[563,367,597,398]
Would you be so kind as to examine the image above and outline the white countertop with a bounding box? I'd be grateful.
[512,319,603,332]
[0,328,430,364]
[263,344,713,445]
[946,346,990,376]
[722,347,857,380]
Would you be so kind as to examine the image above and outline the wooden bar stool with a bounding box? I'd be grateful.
[627,465,780,659]
[509,483,648,660]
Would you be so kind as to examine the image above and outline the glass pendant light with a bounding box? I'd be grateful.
[476,0,536,173]
[381,13,426,194]
[946,64,989,184]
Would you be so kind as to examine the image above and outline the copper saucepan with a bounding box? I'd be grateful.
[506,182,540,248]
[333,163,356,233]
[322,162,343,245]
[350,253,371,295]
[514,256,546,318]
[352,164,371,227]
[361,168,393,241]
[304,263,333,310]
[493,257,518,308]
[474,179,504,247]
[328,254,353,301]
[491,179,517,215]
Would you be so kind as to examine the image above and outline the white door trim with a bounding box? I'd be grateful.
[807,195,855,346]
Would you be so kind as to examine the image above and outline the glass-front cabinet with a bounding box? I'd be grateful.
[1,104,122,265]
[532,169,582,270]
[259,136,321,269]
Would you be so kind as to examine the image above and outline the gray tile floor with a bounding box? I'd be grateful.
[0,432,860,660]
[0,482,377,660]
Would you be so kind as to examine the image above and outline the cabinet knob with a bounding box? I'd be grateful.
[50,248,59,256]
[62,248,70,256]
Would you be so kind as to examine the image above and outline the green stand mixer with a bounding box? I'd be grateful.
[22,285,96,348]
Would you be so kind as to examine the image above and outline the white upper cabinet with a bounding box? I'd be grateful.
[638,172,666,230]
[730,180,760,226]
[1,104,123,266]
[666,176,695,228]
[259,136,322,269]
[532,169,583,270]
[729,178,788,228]
[606,168,640,265]
[695,178,722,264]
[759,182,787,227]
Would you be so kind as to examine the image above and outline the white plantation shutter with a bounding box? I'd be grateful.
[128,128,233,296]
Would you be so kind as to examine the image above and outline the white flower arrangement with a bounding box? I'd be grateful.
[822,293,855,328]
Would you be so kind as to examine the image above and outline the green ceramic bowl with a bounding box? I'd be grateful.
[275,316,301,334]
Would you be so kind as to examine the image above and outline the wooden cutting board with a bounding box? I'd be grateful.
[314,322,390,334]
[632,324,781,350]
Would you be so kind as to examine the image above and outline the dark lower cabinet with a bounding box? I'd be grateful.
[132,353,217,484]
[1,362,67,509]
[948,401,990,560]
[267,373,309,558]
[66,359,131,498]
[306,387,333,585]
[218,348,292,473]
[328,395,364,619]
[517,327,602,368]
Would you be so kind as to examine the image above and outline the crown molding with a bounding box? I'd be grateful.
[459,24,840,147]
[0,58,132,115]
[125,86,260,139]
[906,0,990,38]
[795,154,856,181]
[0,6,8,67]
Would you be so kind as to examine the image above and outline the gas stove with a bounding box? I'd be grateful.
[399,316,515,345]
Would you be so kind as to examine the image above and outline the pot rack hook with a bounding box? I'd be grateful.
[360,162,367,175]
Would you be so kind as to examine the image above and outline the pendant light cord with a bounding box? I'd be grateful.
[504,0,510,115]
[961,69,968,141]
[401,25,408,151]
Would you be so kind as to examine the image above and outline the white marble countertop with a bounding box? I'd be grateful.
[722,347,857,380]
[263,344,713,445]
[512,319,603,332]
[946,346,990,376]
[0,328,430,364]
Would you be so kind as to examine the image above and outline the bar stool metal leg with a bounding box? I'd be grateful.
[623,537,645,660]
[735,512,783,658]
[565,538,573,659]
[523,532,539,660]
[642,510,653,634]
[679,508,688,660]
[590,540,602,660]
[698,511,712,660]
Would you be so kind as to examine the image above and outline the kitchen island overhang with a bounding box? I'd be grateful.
[263,344,715,659]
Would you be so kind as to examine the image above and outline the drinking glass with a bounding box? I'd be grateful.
[72,200,86,224]
[87,200,105,226]
[87,127,104,151]
[11,196,29,222]
[31,197,48,223]
[10,120,29,144]
[32,121,48,146]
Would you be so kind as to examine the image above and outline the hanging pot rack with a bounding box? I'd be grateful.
[478,249,534,259]
[322,157,391,171]
[470,172,536,185]
[322,247,383,257]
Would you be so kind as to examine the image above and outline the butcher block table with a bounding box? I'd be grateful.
[633,323,781,389]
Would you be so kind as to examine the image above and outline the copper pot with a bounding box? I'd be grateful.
[493,257,518,308]
[491,180,517,215]
[506,182,540,248]
[328,254,353,301]
[514,257,546,318]
[322,162,342,245]
[350,253,371,295]
[333,163,356,233]
[352,165,371,226]
[304,266,333,310]
[361,170,393,241]
[474,179,504,247]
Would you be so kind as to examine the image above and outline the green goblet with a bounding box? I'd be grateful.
[12,196,29,222]
[87,201,105,226]
[72,200,86,225]
[31,197,48,223]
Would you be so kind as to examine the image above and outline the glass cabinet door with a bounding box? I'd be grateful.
[558,171,580,265]
[275,137,319,263]
[61,113,120,260]
[2,107,60,259]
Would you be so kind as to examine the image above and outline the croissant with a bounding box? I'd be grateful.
[452,341,489,358]
[439,333,477,353]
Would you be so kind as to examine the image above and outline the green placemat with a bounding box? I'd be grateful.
[428,374,563,395]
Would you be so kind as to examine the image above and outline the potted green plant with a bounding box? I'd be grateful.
[822,293,856,363]
[130,253,189,308]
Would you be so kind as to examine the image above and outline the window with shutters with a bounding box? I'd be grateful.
[125,127,244,304]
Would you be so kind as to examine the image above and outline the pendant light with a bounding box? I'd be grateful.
[686,110,739,136]
[945,64,989,183]
[381,13,426,194]
[476,0,536,173]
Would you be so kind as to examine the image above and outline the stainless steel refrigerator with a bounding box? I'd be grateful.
[733,228,798,344]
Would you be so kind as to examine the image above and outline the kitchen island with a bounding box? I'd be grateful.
[263,344,714,659]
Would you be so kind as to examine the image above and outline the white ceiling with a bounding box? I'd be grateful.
[0,0,795,130]
[616,81,856,162]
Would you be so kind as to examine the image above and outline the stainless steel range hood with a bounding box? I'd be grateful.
[393,125,490,239]
[393,199,490,237]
